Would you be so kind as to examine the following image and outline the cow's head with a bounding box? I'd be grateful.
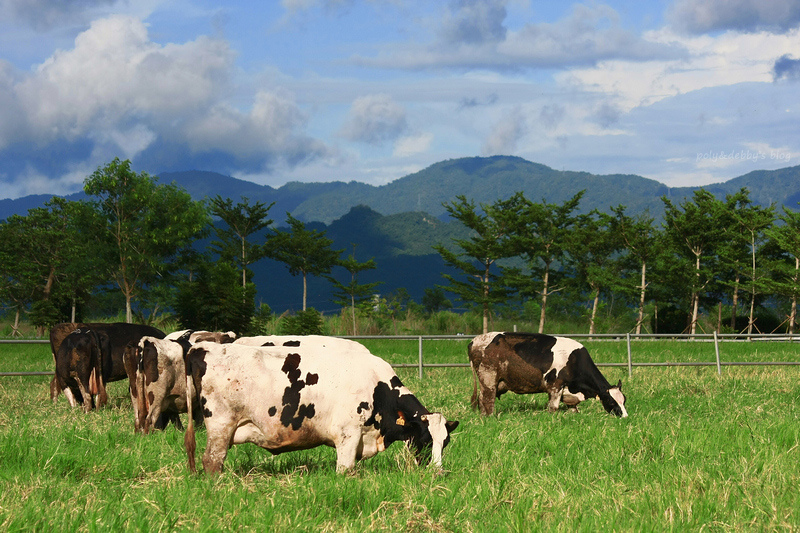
[599,380,628,417]
[401,412,459,468]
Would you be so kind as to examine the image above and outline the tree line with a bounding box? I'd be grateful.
[437,187,800,335]
[2,158,799,338]
[0,159,383,336]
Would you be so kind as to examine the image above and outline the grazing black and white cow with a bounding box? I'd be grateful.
[125,330,236,433]
[184,340,459,474]
[469,332,627,417]
[51,322,166,409]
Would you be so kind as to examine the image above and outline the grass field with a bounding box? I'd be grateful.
[1,339,799,531]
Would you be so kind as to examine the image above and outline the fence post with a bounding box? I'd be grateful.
[626,333,633,378]
[418,336,424,379]
[714,331,721,375]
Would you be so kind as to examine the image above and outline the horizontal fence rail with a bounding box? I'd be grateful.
[2,333,800,378]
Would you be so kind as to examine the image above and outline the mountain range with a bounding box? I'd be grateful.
[2,156,799,313]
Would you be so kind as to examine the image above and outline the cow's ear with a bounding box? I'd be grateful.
[446,420,459,433]
[616,379,622,389]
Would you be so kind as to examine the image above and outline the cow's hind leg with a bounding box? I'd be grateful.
[202,419,236,474]
[476,365,498,416]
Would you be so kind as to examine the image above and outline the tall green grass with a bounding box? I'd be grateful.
[1,341,799,531]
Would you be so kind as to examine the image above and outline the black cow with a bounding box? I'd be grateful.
[468,332,628,417]
[51,322,165,409]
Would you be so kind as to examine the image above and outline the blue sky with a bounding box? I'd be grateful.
[1,0,799,200]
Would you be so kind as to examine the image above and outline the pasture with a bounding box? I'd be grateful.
[1,339,799,531]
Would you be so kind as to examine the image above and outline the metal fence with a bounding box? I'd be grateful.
[3,333,800,379]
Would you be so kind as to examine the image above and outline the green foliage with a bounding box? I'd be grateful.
[269,213,343,311]
[27,300,62,331]
[209,195,273,288]
[173,261,255,334]
[279,307,324,335]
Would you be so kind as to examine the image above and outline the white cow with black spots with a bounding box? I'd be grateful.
[183,339,459,474]
[469,332,628,417]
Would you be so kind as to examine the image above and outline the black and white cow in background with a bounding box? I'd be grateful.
[124,330,237,433]
[469,332,627,417]
[183,339,459,474]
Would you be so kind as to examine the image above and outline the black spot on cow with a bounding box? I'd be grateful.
[201,396,212,418]
[357,401,370,414]
[268,406,277,417]
[283,340,301,347]
[390,375,403,389]
[260,341,276,347]
[281,352,302,383]
[544,369,557,383]
[278,354,316,430]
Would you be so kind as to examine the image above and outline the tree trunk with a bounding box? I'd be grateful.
[539,266,549,334]
[589,286,600,335]
[691,253,701,335]
[791,257,799,335]
[636,261,646,335]
[71,296,77,323]
[350,294,357,335]
[12,308,20,338]
[302,273,308,311]
[747,231,757,336]
[482,266,490,334]
[730,273,740,331]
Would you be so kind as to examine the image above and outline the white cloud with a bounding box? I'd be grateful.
[10,15,233,145]
[355,3,684,70]
[393,132,433,157]
[668,0,800,34]
[341,93,408,145]
[559,28,800,111]
[482,106,526,155]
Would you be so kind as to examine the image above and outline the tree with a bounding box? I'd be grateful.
[84,158,210,322]
[767,206,800,333]
[422,287,452,314]
[269,213,342,311]
[434,195,517,334]
[725,190,775,334]
[568,211,623,335]
[209,195,273,292]
[174,260,256,333]
[508,191,584,333]
[330,246,382,335]
[0,219,38,336]
[662,190,726,335]
[610,206,661,334]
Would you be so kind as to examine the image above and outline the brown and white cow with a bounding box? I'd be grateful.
[469,332,627,417]
[184,340,459,474]
[51,322,166,409]
[125,330,235,433]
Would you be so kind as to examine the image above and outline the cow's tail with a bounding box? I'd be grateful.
[469,349,479,411]
[136,347,149,434]
[184,356,198,474]
[89,330,108,409]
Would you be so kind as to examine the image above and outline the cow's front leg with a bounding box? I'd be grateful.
[476,365,498,416]
[335,430,362,473]
[547,387,564,413]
